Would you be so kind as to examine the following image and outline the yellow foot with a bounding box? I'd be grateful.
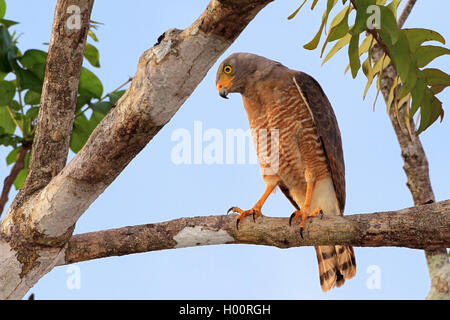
[227,206,263,229]
[289,207,323,238]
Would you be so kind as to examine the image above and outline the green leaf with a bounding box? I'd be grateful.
[108,90,126,104]
[0,106,15,134]
[372,54,391,74]
[358,34,374,56]
[379,6,400,44]
[415,46,450,68]
[78,67,103,99]
[386,0,401,17]
[349,33,361,78]
[422,68,450,87]
[88,30,99,42]
[328,6,350,42]
[345,34,375,75]
[400,58,419,98]
[0,19,19,28]
[84,43,100,68]
[362,57,374,98]
[430,85,446,95]
[20,49,47,67]
[70,120,90,153]
[410,76,426,116]
[321,5,351,57]
[92,101,113,115]
[76,95,91,110]
[417,90,442,134]
[15,68,42,91]
[0,0,6,19]
[404,28,446,53]
[287,0,308,20]
[69,125,87,153]
[304,0,338,50]
[379,29,411,80]
[13,150,29,190]
[70,113,97,153]
[6,146,19,165]
[0,25,15,73]
[14,168,26,190]
[0,126,20,147]
[25,106,39,120]
[24,90,41,105]
[0,79,15,105]
[351,0,376,35]
[386,75,400,111]
[8,99,19,111]
[89,110,105,126]
[19,49,47,80]
[322,32,351,65]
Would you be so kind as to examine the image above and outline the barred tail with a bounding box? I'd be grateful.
[315,245,356,292]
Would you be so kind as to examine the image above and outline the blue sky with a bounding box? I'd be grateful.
[1,0,449,299]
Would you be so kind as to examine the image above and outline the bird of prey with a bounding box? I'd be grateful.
[215,52,356,292]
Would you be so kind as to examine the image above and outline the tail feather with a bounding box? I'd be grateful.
[336,245,356,279]
[315,245,356,292]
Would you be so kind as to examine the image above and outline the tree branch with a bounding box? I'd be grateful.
[58,200,450,266]
[11,0,94,209]
[397,0,417,28]
[0,144,30,216]
[370,0,450,299]
[0,0,273,300]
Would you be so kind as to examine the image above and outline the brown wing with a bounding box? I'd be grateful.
[293,71,346,213]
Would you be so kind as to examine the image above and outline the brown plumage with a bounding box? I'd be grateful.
[216,52,356,292]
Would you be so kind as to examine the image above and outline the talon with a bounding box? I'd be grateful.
[319,209,324,219]
[289,212,296,226]
[299,227,304,239]
[236,218,240,230]
[227,207,234,215]
[252,210,256,222]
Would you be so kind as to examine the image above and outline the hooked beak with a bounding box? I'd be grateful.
[219,87,229,99]
[216,75,234,99]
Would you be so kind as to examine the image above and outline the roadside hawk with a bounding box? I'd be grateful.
[216,52,356,292]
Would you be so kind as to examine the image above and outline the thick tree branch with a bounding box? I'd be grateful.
[11,0,94,209]
[0,0,273,300]
[58,200,450,266]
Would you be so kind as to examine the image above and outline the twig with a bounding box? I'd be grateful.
[398,0,417,28]
[75,77,133,118]
[6,106,23,136]
[0,144,30,216]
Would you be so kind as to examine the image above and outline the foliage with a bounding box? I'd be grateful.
[0,0,127,190]
[289,0,449,135]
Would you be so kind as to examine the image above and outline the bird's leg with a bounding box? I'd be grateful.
[289,181,323,238]
[228,184,276,229]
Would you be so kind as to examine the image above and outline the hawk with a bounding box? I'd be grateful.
[215,52,356,292]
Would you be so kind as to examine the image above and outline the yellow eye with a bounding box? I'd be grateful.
[223,65,232,74]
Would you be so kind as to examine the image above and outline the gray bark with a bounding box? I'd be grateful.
[59,199,450,266]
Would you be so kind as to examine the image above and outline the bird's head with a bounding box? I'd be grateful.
[215,52,263,99]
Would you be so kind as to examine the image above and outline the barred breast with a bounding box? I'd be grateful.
[242,75,331,199]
